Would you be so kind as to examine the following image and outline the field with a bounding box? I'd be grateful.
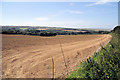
[2,34,111,78]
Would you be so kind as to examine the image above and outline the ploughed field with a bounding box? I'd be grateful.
[2,34,111,78]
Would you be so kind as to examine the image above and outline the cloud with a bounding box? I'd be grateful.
[67,10,83,14]
[95,0,110,4]
[69,3,75,6]
[33,20,84,28]
[35,17,49,21]
[50,11,64,17]
[86,0,111,6]
[50,10,83,17]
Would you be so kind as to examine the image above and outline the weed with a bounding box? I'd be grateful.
[68,31,120,79]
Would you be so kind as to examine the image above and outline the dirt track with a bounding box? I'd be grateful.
[2,34,111,78]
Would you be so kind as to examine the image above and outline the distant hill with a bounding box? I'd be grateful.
[1,26,110,36]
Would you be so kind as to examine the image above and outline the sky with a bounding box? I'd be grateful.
[1,1,118,29]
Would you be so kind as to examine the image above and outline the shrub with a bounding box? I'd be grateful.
[68,26,120,79]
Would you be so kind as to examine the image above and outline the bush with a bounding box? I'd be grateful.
[68,27,120,79]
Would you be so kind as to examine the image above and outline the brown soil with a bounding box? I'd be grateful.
[2,34,111,78]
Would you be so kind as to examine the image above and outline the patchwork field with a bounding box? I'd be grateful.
[2,34,111,78]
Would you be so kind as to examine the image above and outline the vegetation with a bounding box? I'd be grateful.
[67,26,120,79]
[1,26,110,36]
[2,26,57,36]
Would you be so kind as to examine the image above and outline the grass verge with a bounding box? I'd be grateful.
[67,32,120,79]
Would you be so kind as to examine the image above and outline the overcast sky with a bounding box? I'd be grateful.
[1,1,118,29]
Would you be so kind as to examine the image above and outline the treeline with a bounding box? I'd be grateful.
[2,28,57,36]
[68,26,120,79]
[1,26,110,36]
[47,30,92,35]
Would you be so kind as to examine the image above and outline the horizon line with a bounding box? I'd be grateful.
[1,25,113,30]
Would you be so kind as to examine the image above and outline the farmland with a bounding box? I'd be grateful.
[2,34,111,78]
[2,26,110,36]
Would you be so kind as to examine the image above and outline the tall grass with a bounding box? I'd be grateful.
[67,33,120,79]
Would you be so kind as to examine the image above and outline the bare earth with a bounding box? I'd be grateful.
[2,34,111,78]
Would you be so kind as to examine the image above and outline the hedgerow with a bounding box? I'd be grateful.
[67,26,120,79]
